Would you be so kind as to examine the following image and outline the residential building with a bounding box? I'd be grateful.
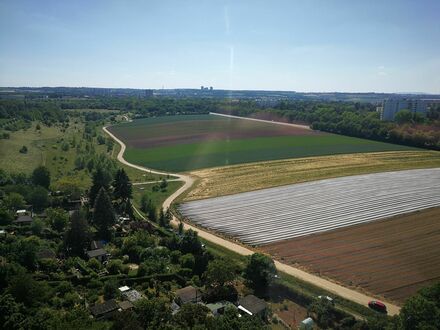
[90,300,119,320]
[381,99,427,121]
[174,286,202,306]
[237,295,268,318]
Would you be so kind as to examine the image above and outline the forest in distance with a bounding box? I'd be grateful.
[1,97,440,150]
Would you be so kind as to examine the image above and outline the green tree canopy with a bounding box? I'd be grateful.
[4,192,25,211]
[243,253,277,291]
[93,187,116,240]
[89,168,111,206]
[113,168,132,201]
[47,207,69,232]
[31,166,51,189]
[135,298,171,329]
[64,210,90,257]
[204,258,238,288]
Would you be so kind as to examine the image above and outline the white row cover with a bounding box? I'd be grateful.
[179,168,440,246]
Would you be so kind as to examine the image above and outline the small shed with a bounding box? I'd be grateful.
[90,299,119,320]
[206,302,235,316]
[175,286,202,306]
[122,289,143,303]
[299,317,314,330]
[118,300,134,311]
[13,215,33,225]
[86,248,108,262]
[238,295,268,318]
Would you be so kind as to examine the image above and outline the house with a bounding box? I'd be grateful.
[86,248,108,262]
[237,295,268,318]
[175,286,202,306]
[13,215,33,225]
[90,299,119,320]
[206,302,236,316]
[118,300,134,311]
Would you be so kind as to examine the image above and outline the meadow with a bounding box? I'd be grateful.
[109,114,416,172]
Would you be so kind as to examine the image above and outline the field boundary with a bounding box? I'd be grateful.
[103,124,402,316]
[209,112,312,130]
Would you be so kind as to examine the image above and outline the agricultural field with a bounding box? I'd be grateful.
[262,207,440,304]
[179,168,440,245]
[108,114,415,172]
[185,150,440,200]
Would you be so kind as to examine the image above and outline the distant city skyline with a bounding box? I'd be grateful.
[0,0,439,93]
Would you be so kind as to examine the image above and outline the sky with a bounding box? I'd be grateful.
[0,0,439,93]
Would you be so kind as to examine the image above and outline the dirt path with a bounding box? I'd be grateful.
[209,112,312,130]
[103,125,401,316]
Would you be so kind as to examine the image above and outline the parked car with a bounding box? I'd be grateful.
[368,300,387,313]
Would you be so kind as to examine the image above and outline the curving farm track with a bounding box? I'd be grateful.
[103,124,402,316]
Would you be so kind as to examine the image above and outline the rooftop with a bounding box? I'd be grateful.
[86,248,107,259]
[90,299,119,317]
[238,295,267,316]
[175,286,202,305]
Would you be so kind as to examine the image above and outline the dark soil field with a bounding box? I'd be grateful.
[109,114,416,172]
[109,114,321,149]
[262,207,440,304]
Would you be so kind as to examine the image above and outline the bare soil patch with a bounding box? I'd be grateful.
[261,208,440,304]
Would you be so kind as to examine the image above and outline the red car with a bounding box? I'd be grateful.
[368,300,387,313]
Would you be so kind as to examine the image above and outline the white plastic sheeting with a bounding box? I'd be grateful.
[179,168,440,245]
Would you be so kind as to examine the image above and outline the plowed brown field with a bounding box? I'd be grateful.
[262,207,440,304]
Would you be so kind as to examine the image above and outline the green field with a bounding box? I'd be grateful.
[110,114,417,172]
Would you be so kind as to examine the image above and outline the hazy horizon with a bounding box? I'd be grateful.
[1,0,439,93]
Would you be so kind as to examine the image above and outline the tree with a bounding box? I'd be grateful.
[204,258,238,287]
[47,207,69,232]
[113,168,132,201]
[111,311,142,330]
[7,273,50,307]
[140,193,156,221]
[394,109,413,124]
[32,166,51,189]
[158,207,170,227]
[173,303,211,329]
[400,295,440,330]
[308,299,334,329]
[180,229,202,255]
[4,192,25,211]
[244,253,277,291]
[0,208,13,225]
[28,186,49,211]
[89,168,111,206]
[93,187,116,240]
[0,293,26,330]
[64,210,90,257]
[30,219,44,236]
[135,298,171,329]
[19,146,27,154]
[103,280,118,300]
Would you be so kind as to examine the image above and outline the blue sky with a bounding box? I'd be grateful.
[0,0,439,93]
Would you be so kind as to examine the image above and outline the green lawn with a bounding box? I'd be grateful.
[111,115,416,172]
[132,181,184,210]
